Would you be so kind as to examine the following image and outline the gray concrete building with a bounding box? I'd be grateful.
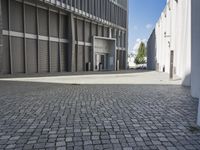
[0,0,128,75]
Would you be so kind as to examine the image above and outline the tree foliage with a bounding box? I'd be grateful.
[134,42,147,64]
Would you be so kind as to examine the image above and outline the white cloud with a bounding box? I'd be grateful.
[132,38,147,53]
[146,24,153,29]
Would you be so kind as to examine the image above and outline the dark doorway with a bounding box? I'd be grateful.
[101,55,105,69]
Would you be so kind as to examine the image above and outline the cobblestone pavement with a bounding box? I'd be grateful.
[0,81,199,150]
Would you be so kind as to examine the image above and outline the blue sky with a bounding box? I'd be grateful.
[128,0,166,53]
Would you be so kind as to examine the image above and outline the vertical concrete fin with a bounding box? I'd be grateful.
[125,0,129,70]
[68,13,75,72]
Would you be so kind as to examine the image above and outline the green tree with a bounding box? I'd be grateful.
[134,42,147,64]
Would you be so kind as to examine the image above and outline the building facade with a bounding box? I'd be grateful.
[147,0,200,125]
[0,0,128,75]
[147,0,197,94]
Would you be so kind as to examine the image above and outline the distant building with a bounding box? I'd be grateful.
[147,0,200,125]
[0,0,128,75]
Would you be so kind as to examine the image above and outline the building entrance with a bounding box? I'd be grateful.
[93,36,116,71]
[95,53,108,71]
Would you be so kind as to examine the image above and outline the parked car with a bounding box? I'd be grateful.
[135,64,147,70]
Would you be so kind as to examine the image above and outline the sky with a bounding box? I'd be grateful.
[128,0,166,53]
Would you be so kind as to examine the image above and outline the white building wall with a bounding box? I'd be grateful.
[147,0,191,86]
[165,3,171,74]
[170,0,177,72]
[160,12,166,72]
[179,0,191,86]
[147,0,200,125]
[147,29,156,70]
[174,0,182,79]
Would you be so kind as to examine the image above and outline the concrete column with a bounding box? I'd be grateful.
[92,36,95,71]
[8,0,13,74]
[0,0,3,73]
[36,4,40,73]
[113,29,117,71]
[125,31,128,70]
[58,11,62,72]
[113,39,117,71]
[48,8,51,73]
[68,13,76,72]
[191,0,200,98]
[90,22,95,71]
[23,0,27,73]
[83,20,86,71]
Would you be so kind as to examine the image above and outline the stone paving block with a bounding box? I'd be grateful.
[83,145,93,150]
[56,146,66,150]
[123,147,133,150]
[84,140,92,145]
[65,137,73,142]
[23,144,33,150]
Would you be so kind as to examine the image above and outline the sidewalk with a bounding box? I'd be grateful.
[0,71,181,85]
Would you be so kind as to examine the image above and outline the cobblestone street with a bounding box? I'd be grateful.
[0,72,200,150]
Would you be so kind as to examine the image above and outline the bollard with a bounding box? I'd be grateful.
[86,62,91,71]
[117,60,120,71]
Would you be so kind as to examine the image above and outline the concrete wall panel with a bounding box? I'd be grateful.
[10,0,23,32]
[50,11,59,37]
[25,4,36,34]
[38,8,48,36]
[92,24,97,36]
[26,39,37,73]
[85,46,90,63]
[77,45,84,71]
[60,15,68,39]
[2,0,8,30]
[11,37,24,73]
[74,19,78,41]
[50,42,59,72]
[104,27,109,38]
[85,22,90,42]
[60,43,68,72]
[77,19,83,41]
[39,40,49,72]
[98,26,103,37]
[2,36,10,74]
